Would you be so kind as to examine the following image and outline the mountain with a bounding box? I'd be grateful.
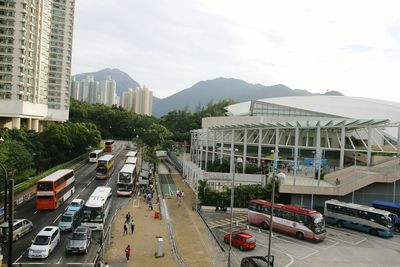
[73,68,140,97]
[153,77,343,116]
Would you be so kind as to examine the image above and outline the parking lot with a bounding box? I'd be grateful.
[202,210,400,267]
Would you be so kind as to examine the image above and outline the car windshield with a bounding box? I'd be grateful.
[61,216,72,222]
[70,202,80,207]
[37,182,53,191]
[72,233,86,240]
[33,235,50,245]
[82,207,103,223]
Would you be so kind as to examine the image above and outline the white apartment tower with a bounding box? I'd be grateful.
[100,75,116,106]
[0,0,75,131]
[47,0,75,121]
[122,86,153,116]
[79,75,99,104]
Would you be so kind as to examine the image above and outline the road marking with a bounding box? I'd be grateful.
[53,213,62,223]
[33,210,38,214]
[13,251,25,264]
[57,257,62,264]
[257,243,296,266]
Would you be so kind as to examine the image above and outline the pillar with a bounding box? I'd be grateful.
[12,117,21,129]
[340,125,345,169]
[257,128,262,167]
[243,128,248,173]
[367,125,372,167]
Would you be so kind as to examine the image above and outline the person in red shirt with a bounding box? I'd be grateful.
[125,245,131,261]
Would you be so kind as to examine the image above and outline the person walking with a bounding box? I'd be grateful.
[130,219,135,234]
[181,190,185,200]
[126,212,131,223]
[123,222,128,235]
[125,245,131,261]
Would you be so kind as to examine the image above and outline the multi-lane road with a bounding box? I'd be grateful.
[2,141,132,266]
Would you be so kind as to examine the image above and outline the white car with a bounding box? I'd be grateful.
[28,226,60,258]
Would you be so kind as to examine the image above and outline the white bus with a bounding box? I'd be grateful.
[81,186,112,231]
[324,199,397,237]
[125,156,137,165]
[88,150,103,163]
[126,151,137,158]
[117,164,136,197]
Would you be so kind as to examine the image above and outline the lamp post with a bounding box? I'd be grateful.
[228,157,242,267]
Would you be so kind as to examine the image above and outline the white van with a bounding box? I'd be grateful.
[0,219,33,242]
[28,226,60,258]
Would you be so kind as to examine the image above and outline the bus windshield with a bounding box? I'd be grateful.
[119,172,131,183]
[82,207,103,223]
[89,153,97,158]
[37,182,53,191]
[312,213,325,234]
[97,161,107,169]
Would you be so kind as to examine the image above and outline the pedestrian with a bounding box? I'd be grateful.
[104,262,110,267]
[130,219,135,234]
[123,222,128,234]
[126,212,131,223]
[125,245,131,261]
[181,191,185,200]
[156,194,160,204]
[148,200,153,211]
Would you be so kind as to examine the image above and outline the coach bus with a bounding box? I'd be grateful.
[88,149,103,163]
[248,199,326,241]
[117,164,136,196]
[372,200,400,231]
[81,186,112,231]
[125,151,137,158]
[36,169,75,210]
[324,199,397,237]
[104,140,114,152]
[125,156,137,165]
[96,154,115,179]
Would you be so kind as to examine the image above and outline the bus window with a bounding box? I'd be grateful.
[37,182,53,191]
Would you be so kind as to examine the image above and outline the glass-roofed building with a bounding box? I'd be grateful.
[184,95,400,209]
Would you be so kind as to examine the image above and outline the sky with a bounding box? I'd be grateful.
[72,0,400,100]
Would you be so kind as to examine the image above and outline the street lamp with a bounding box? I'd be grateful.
[228,157,242,267]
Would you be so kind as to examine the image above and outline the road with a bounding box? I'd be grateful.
[2,141,133,266]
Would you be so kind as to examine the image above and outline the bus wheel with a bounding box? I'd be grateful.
[336,221,344,228]
[296,232,304,240]
[370,229,378,236]
[261,222,269,230]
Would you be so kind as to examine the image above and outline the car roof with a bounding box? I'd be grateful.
[63,210,77,216]
[74,226,89,233]
[234,232,252,238]
[38,226,58,236]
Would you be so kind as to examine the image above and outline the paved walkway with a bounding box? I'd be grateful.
[105,162,224,267]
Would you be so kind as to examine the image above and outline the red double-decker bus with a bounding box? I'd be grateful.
[248,199,326,242]
[36,169,75,210]
[104,140,114,152]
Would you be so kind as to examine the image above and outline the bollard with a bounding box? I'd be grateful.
[154,210,160,219]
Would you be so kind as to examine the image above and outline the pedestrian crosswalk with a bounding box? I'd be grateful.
[208,215,248,229]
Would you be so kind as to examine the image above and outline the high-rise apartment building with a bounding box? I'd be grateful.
[0,0,75,131]
[78,75,99,104]
[100,75,116,106]
[122,86,153,116]
[47,0,75,121]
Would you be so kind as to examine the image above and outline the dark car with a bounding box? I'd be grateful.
[241,256,274,267]
[224,231,256,251]
[66,226,92,254]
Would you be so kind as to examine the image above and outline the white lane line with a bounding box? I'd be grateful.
[53,213,62,224]
[321,240,339,250]
[57,257,62,264]
[76,177,96,197]
[33,210,38,214]
[13,251,25,264]
[257,243,295,267]
[274,235,319,252]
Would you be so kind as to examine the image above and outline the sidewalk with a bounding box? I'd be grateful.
[166,168,225,267]
[104,194,177,267]
[105,163,225,267]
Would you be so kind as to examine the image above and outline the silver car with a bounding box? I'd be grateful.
[66,226,92,254]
